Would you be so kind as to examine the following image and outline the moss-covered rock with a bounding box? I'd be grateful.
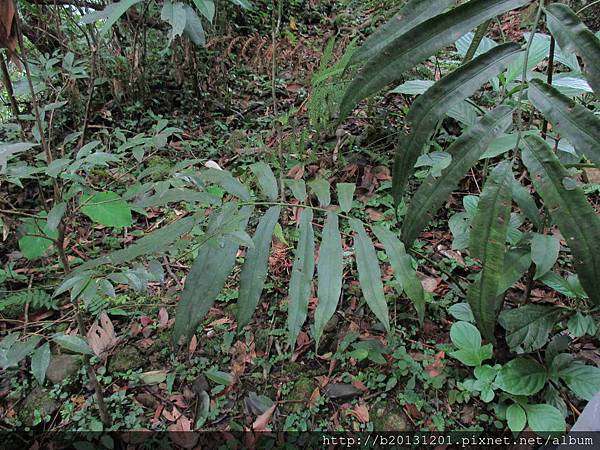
[46,354,82,384]
[108,345,145,372]
[17,387,59,427]
[371,404,411,431]
[283,375,314,414]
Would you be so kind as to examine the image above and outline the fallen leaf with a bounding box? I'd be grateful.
[86,312,118,357]
[189,335,198,355]
[141,370,168,385]
[308,388,320,408]
[168,415,198,448]
[424,351,445,378]
[252,404,276,431]
[348,403,369,423]
[158,307,169,328]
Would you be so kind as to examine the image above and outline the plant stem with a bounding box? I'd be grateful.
[541,36,555,139]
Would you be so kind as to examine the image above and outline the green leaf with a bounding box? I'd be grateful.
[81,191,133,228]
[531,233,560,280]
[495,358,547,395]
[52,334,93,355]
[528,79,600,167]
[76,216,196,273]
[511,176,542,230]
[372,225,425,324]
[18,213,59,260]
[250,162,278,201]
[467,161,513,342]
[161,1,187,39]
[31,343,51,385]
[339,0,528,119]
[46,202,66,232]
[229,0,253,9]
[558,362,600,401]
[392,45,520,203]
[205,368,233,385]
[237,206,282,330]
[349,0,455,64]
[448,303,475,323]
[287,209,315,350]
[499,305,562,352]
[522,135,600,305]
[497,246,532,294]
[0,142,36,173]
[309,178,331,207]
[337,183,355,213]
[5,336,41,368]
[286,179,307,202]
[524,404,566,433]
[200,168,251,200]
[135,188,220,208]
[192,0,215,22]
[545,3,600,94]
[314,212,343,349]
[506,403,527,433]
[350,219,390,332]
[80,0,142,38]
[450,321,481,352]
[567,312,597,338]
[173,206,252,344]
[183,6,206,47]
[401,106,513,245]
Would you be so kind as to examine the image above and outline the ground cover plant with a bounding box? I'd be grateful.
[1,0,600,446]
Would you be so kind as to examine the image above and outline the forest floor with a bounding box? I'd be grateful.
[1,0,599,445]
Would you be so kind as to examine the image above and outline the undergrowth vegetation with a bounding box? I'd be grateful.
[1,0,600,443]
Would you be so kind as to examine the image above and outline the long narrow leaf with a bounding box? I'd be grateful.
[528,79,600,168]
[314,212,343,349]
[349,0,455,65]
[401,106,513,245]
[467,161,513,341]
[339,0,529,119]
[350,219,390,332]
[392,44,522,203]
[545,3,600,94]
[287,209,315,349]
[173,206,253,344]
[372,225,425,325]
[237,206,282,330]
[522,135,600,305]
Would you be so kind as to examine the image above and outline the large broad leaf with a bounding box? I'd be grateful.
[31,343,51,385]
[52,333,93,355]
[499,304,562,352]
[522,135,600,305]
[18,213,59,261]
[350,219,390,332]
[349,0,455,65]
[173,206,252,344]
[339,0,529,119]
[495,357,548,395]
[183,5,206,47]
[314,212,343,348]
[80,0,142,38]
[250,162,278,201]
[524,404,566,433]
[558,362,600,401]
[545,3,600,94]
[467,161,513,341]
[401,106,513,245]
[372,225,425,324]
[199,168,251,200]
[511,176,542,230]
[531,233,560,280]
[337,183,356,213]
[237,206,281,330]
[81,191,133,228]
[192,0,215,22]
[0,143,36,173]
[134,188,220,208]
[287,209,315,349]
[392,44,521,204]
[528,79,600,167]
[162,1,187,40]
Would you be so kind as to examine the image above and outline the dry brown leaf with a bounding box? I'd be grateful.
[188,334,198,355]
[158,307,169,328]
[86,312,118,357]
[252,404,276,431]
[348,403,369,423]
[0,0,16,54]
[168,415,198,449]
